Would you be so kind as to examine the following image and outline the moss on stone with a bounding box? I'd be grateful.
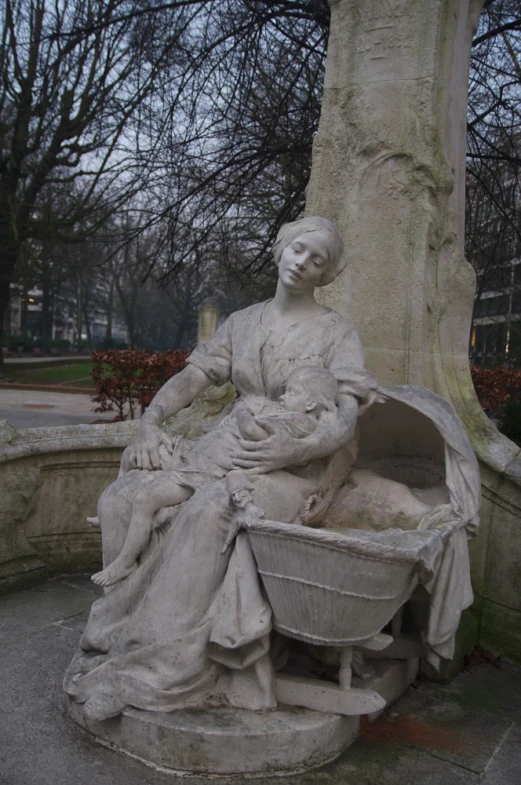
[163,383,236,440]
[479,601,521,665]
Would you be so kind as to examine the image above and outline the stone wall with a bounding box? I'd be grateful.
[0,419,135,594]
[0,384,235,595]
[471,461,521,664]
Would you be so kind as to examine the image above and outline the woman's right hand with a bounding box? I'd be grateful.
[126,425,174,471]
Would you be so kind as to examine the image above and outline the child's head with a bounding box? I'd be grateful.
[280,366,339,415]
[226,470,254,508]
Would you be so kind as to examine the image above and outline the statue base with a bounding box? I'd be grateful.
[68,700,359,776]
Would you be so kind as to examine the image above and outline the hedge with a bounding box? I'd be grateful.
[91,349,189,420]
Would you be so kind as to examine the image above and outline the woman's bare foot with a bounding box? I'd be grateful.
[91,557,137,587]
[83,692,126,721]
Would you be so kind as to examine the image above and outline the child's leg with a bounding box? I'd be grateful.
[92,475,193,586]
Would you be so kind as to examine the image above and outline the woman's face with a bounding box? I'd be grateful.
[278,231,330,292]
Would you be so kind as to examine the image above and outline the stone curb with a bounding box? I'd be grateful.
[0,382,96,394]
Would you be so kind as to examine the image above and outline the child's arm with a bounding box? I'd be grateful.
[253,411,317,439]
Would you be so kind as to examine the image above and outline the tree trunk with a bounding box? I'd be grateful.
[116,280,137,348]
[128,308,136,349]
[0,284,15,366]
[20,279,29,336]
[41,267,53,352]
[0,295,6,368]
[0,210,21,366]
[173,320,185,350]
[83,300,92,344]
[76,279,83,350]
[105,276,114,341]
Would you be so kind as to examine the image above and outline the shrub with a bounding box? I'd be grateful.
[471,365,521,445]
[96,337,128,350]
[91,349,189,420]
[51,338,71,351]
[470,366,521,416]
[4,333,34,352]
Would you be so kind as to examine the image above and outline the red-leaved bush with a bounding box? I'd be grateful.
[91,355,519,423]
[471,366,521,415]
[92,349,189,420]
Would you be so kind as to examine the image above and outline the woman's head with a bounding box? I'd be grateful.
[272,217,346,288]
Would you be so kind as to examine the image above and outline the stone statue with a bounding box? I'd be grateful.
[91,365,340,587]
[64,216,480,773]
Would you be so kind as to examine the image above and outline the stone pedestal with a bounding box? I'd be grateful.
[68,657,418,775]
[68,701,359,776]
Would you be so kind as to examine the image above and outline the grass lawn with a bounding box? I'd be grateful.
[2,362,94,388]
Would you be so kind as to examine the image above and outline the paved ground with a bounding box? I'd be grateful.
[0,389,114,428]
[0,575,520,785]
[3,356,90,365]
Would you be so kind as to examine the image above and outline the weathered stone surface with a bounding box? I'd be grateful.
[307,0,484,390]
[0,579,99,643]
[67,222,412,741]
[0,422,132,593]
[479,600,521,665]
[69,701,359,776]
[305,0,521,665]
[379,678,511,774]
[162,381,236,440]
[360,658,419,719]
[481,723,521,785]
[480,477,521,611]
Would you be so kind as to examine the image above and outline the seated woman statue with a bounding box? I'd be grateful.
[64,216,379,721]
[91,365,341,587]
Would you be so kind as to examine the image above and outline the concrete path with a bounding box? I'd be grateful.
[1,576,520,785]
[0,389,115,428]
[3,356,90,365]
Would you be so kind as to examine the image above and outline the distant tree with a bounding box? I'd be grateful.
[0,0,196,361]
[109,0,330,291]
[4,0,519,367]
[466,1,521,365]
[467,0,521,283]
[108,0,521,296]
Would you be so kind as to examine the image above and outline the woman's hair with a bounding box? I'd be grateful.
[287,365,339,411]
[272,216,347,287]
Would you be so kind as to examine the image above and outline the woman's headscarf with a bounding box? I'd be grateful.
[272,216,347,287]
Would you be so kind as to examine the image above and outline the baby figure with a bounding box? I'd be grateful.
[221,470,266,553]
[91,365,339,587]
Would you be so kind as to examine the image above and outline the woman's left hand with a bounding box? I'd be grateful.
[232,421,303,474]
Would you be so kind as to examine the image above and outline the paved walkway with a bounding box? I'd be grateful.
[0,389,114,428]
[3,356,90,365]
[0,575,519,785]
